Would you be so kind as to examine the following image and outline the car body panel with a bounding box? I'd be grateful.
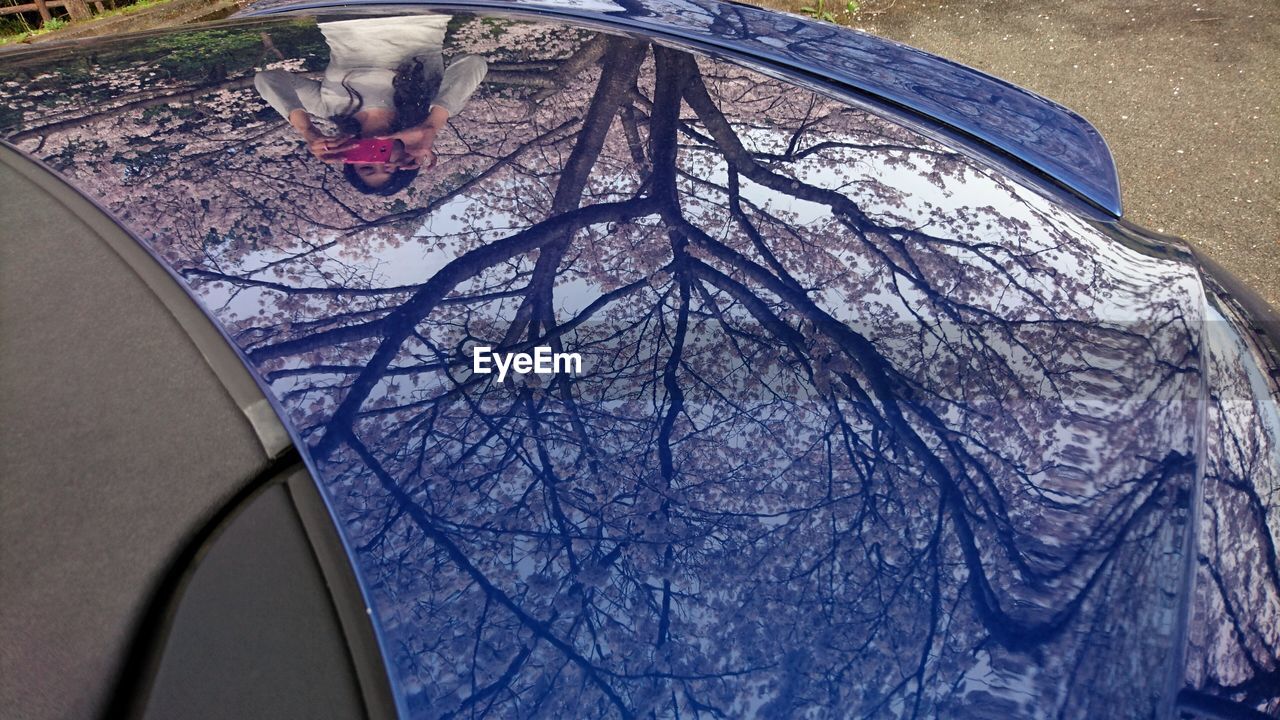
[1181,271,1280,718]
[1,5,1277,718]
[237,0,1125,216]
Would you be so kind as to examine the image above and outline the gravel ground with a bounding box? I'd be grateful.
[838,0,1280,307]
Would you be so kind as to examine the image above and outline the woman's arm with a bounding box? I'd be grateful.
[431,55,488,116]
[255,71,352,162]
[254,70,325,120]
[376,57,487,167]
[378,105,451,167]
[287,109,353,162]
[288,109,322,141]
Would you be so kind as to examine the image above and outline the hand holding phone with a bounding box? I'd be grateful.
[341,139,395,164]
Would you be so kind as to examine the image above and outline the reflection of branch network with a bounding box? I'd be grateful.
[254,15,488,196]
[9,9,1277,717]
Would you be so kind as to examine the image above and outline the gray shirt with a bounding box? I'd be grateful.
[254,15,487,120]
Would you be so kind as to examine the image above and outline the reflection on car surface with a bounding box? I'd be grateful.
[1,3,1278,719]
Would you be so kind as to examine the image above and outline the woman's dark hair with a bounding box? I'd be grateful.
[342,163,420,196]
[329,57,440,195]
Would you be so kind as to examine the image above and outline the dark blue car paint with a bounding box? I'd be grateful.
[1,6,1278,718]
[239,0,1125,216]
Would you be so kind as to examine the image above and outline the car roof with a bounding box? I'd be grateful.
[239,0,1124,216]
[0,7,1208,717]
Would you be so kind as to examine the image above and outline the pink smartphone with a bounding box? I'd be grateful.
[341,139,394,164]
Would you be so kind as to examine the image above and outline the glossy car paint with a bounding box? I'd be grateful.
[241,0,1125,216]
[1,5,1277,719]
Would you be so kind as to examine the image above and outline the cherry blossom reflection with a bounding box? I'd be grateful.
[3,14,1265,718]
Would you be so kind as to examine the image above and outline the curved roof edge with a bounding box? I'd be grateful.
[237,0,1124,216]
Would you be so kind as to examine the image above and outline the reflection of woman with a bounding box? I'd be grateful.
[254,15,487,195]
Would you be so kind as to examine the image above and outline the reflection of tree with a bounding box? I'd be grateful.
[5,15,1230,718]
[1182,300,1280,717]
